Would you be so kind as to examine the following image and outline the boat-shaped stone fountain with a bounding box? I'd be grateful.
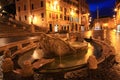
[14,33,89,79]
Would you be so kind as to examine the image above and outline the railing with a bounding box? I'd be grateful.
[0,38,40,57]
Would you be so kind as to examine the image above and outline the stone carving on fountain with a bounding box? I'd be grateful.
[38,33,76,58]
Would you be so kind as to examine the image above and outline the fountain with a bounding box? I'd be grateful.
[17,33,90,79]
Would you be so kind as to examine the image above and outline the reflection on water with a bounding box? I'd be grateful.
[84,30,92,38]
[19,47,88,69]
[4,30,120,71]
[84,43,94,63]
[92,29,120,54]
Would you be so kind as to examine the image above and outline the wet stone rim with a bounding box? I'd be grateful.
[93,39,116,64]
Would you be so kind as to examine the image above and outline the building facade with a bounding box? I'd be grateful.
[115,0,120,25]
[94,17,115,29]
[15,0,89,33]
[114,0,120,31]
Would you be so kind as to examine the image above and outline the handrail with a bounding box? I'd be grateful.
[0,38,40,56]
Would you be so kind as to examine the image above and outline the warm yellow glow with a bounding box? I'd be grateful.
[53,5,56,10]
[89,17,92,22]
[88,13,90,16]
[29,15,38,24]
[113,15,115,18]
[84,43,93,62]
[74,8,77,11]
[29,15,34,24]
[0,6,2,9]
[33,16,37,24]
[103,23,108,26]
[85,30,92,38]
[54,25,58,32]
[88,23,90,25]
[2,10,6,13]
[70,10,74,16]
[51,0,59,10]
[114,8,117,12]
[54,0,58,5]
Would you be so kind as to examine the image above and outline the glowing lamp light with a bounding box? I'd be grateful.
[88,13,90,16]
[85,43,93,62]
[113,15,115,18]
[114,8,117,12]
[52,0,59,10]
[0,6,2,9]
[2,10,6,13]
[54,25,58,32]
[29,15,38,24]
[70,10,74,16]
[33,16,37,24]
[29,15,34,24]
[103,23,108,26]
[54,0,58,5]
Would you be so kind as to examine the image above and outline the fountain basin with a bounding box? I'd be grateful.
[18,42,88,73]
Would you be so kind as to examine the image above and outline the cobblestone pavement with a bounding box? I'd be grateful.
[63,55,120,80]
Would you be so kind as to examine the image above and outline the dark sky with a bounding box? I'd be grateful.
[86,0,116,19]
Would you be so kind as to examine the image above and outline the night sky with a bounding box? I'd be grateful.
[86,0,116,19]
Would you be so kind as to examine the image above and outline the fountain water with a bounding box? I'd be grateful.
[32,47,44,60]
[17,33,89,80]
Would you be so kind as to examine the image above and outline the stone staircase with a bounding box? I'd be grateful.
[0,18,31,34]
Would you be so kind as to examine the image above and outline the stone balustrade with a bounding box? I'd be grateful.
[0,38,40,57]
